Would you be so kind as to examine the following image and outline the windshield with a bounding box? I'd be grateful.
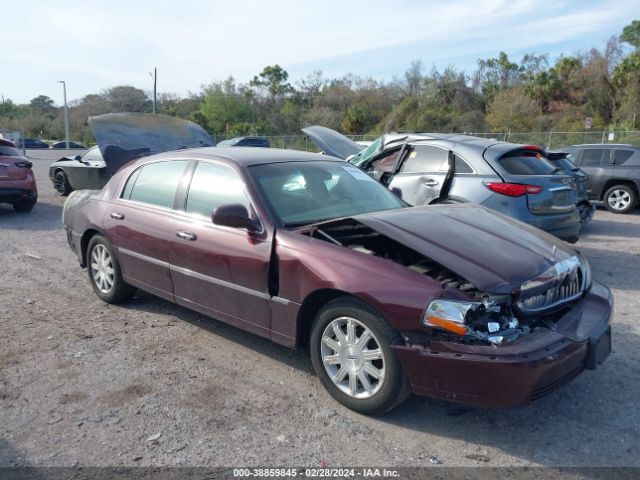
[348,137,383,167]
[0,145,22,156]
[249,161,405,227]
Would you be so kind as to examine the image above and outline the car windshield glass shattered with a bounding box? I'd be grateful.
[249,161,405,227]
[348,137,383,167]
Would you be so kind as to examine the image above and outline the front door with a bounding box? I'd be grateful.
[168,161,272,335]
[388,145,449,205]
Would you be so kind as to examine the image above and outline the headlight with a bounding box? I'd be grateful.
[422,299,482,336]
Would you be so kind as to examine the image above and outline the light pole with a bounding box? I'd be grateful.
[149,68,157,114]
[57,81,69,148]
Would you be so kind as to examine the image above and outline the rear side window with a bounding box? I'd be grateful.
[580,149,608,166]
[614,149,634,165]
[401,146,448,173]
[498,150,556,175]
[186,162,250,218]
[123,160,189,208]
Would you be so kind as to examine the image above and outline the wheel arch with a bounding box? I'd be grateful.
[601,179,639,200]
[80,228,102,268]
[296,288,355,348]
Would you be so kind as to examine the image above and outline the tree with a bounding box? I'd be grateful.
[250,65,293,103]
[404,60,424,97]
[29,95,55,112]
[621,19,640,49]
[486,87,541,131]
[103,86,150,112]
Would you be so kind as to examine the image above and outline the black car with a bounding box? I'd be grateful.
[51,141,88,149]
[216,136,270,147]
[557,144,640,214]
[545,151,595,224]
[49,146,109,195]
[17,138,50,149]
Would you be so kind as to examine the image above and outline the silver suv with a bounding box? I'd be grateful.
[304,127,582,242]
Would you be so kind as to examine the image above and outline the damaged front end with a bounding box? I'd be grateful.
[303,214,591,347]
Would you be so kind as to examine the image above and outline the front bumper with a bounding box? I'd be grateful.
[393,281,612,408]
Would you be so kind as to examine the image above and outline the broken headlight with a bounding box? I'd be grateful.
[423,297,526,345]
[422,299,481,336]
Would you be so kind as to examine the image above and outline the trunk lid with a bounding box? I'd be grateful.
[355,204,575,293]
[485,145,577,215]
[0,158,29,180]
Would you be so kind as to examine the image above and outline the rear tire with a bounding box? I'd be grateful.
[603,185,636,214]
[309,297,410,415]
[86,234,136,304]
[54,170,72,195]
[13,196,36,212]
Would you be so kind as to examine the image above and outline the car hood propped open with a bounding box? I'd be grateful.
[355,204,575,294]
[89,113,214,175]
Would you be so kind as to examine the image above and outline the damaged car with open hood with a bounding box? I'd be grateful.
[62,113,612,414]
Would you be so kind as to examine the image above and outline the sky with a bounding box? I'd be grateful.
[1,0,637,105]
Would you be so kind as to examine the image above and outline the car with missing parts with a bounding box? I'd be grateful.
[62,114,612,414]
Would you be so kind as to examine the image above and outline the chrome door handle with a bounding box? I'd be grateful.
[421,178,439,187]
[176,231,197,241]
[110,212,124,220]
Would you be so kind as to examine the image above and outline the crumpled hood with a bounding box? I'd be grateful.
[355,204,576,294]
[89,113,214,175]
[302,125,363,159]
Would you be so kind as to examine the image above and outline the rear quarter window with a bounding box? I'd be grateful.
[497,150,556,175]
[614,149,635,165]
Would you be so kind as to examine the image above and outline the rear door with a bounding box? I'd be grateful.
[104,159,191,301]
[387,144,449,205]
[495,149,576,215]
[574,148,612,200]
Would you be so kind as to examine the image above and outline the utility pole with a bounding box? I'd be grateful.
[152,68,157,114]
[57,81,69,148]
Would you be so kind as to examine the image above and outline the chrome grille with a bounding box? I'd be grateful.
[517,256,585,313]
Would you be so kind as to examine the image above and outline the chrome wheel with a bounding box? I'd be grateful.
[607,189,631,211]
[90,244,114,293]
[320,316,386,399]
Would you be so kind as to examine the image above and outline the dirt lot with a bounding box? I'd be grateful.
[1,153,639,469]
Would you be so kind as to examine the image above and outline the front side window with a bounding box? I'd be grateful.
[123,160,189,208]
[186,162,250,218]
[401,146,449,173]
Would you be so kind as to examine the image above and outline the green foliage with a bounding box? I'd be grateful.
[4,20,640,141]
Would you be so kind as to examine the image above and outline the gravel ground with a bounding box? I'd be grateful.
[1,153,639,469]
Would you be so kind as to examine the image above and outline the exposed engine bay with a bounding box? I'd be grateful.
[303,218,569,346]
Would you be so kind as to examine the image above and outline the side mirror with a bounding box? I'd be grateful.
[390,187,403,198]
[212,204,261,232]
[74,155,82,161]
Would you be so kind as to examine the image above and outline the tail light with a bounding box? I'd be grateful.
[484,182,542,197]
[15,161,33,169]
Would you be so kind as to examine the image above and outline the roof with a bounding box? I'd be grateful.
[572,143,638,148]
[154,146,341,166]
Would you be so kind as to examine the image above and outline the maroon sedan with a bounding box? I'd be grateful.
[0,139,37,212]
[62,128,612,415]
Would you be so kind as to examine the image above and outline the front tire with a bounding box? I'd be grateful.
[86,235,136,304]
[310,297,410,415]
[604,185,636,214]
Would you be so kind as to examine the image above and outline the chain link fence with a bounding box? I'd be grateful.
[212,131,640,152]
